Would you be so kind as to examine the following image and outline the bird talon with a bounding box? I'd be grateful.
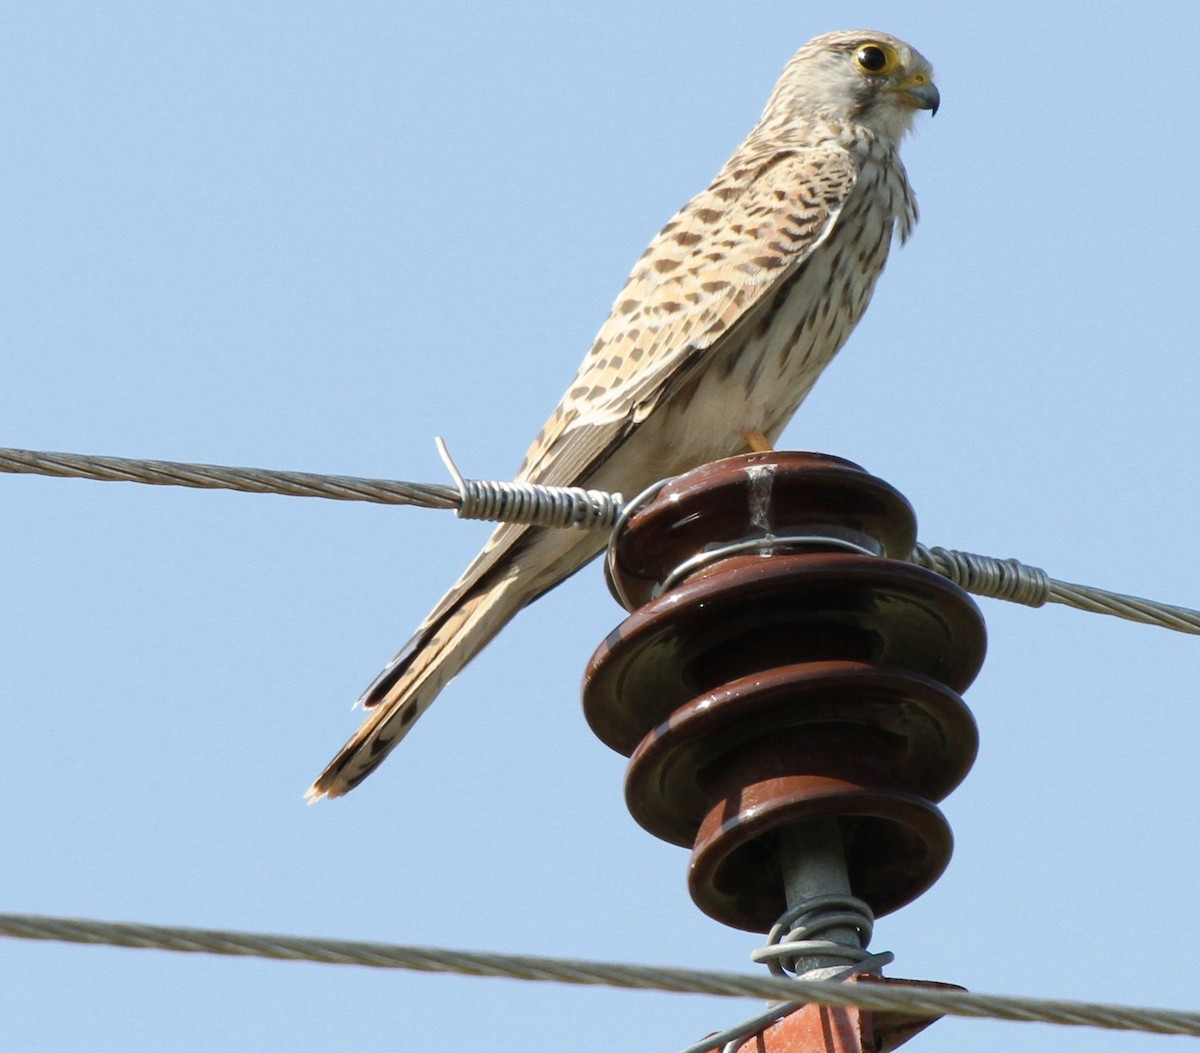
[744,430,774,454]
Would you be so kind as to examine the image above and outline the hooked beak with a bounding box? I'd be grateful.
[898,77,940,116]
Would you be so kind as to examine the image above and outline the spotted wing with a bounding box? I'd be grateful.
[514,145,859,489]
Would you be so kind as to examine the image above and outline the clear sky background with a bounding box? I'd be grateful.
[2,3,1198,1051]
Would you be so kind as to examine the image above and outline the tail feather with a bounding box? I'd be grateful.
[353,521,536,715]
[308,520,608,800]
[354,613,445,712]
[306,570,524,800]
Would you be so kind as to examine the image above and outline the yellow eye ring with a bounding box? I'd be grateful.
[854,43,895,75]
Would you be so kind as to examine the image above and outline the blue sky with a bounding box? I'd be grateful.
[3,3,1199,1051]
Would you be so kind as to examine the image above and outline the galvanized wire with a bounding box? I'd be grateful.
[3,913,1200,1038]
[911,543,1200,635]
[0,445,462,509]
[910,544,1050,607]
[2,445,1198,635]
[676,953,893,1053]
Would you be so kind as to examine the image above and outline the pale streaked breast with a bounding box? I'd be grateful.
[640,148,911,475]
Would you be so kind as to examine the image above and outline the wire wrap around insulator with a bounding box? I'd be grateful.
[911,543,1049,607]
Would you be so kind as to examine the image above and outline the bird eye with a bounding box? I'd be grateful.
[854,44,892,74]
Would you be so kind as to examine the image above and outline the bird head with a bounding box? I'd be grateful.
[765,30,939,145]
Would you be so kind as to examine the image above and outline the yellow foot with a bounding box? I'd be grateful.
[744,429,774,453]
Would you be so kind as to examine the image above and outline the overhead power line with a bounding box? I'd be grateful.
[2,912,1198,1039]
[2,444,1197,635]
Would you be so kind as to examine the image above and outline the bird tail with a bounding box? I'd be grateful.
[305,554,526,801]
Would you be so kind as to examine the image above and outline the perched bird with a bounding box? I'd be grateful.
[308,29,939,799]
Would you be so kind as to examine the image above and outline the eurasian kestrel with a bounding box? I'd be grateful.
[309,29,939,798]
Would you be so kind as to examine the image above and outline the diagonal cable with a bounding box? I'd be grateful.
[2,445,1198,636]
[0,446,461,508]
[3,913,1200,1038]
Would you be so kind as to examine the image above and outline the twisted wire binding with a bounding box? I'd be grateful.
[911,544,1049,607]
[675,898,892,1053]
[751,896,882,979]
[911,542,1200,634]
[438,435,623,529]
[4,912,1200,1038]
[2,444,1198,636]
[458,479,624,528]
[678,951,894,1053]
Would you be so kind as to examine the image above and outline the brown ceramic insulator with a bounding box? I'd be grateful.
[606,451,918,610]
[581,452,987,933]
[686,729,954,931]
[583,553,986,756]
[623,661,978,847]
